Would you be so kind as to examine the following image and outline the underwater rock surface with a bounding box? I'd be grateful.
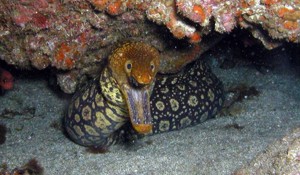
[0,0,299,93]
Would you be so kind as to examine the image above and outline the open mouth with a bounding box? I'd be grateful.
[122,83,153,134]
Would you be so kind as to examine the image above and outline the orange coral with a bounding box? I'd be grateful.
[193,4,206,23]
[64,58,75,69]
[54,43,76,69]
[56,43,71,62]
[86,0,299,45]
[189,32,202,43]
[166,10,186,39]
[107,0,123,15]
[283,21,299,30]
[166,21,186,39]
[240,0,249,9]
[238,0,255,12]
[54,31,89,69]
[90,0,109,10]
[277,7,294,18]
[263,0,281,5]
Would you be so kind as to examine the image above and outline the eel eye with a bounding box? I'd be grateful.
[125,60,132,73]
[150,61,155,72]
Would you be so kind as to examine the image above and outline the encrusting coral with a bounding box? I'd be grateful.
[89,0,300,46]
[0,0,299,93]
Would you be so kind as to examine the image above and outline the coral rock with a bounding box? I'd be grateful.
[0,0,299,93]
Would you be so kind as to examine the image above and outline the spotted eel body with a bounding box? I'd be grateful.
[65,68,130,146]
[150,60,223,134]
[65,42,224,147]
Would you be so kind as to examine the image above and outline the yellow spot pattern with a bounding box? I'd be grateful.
[170,98,179,111]
[74,125,84,137]
[105,108,126,122]
[188,95,198,107]
[208,89,215,102]
[155,101,165,111]
[84,125,99,136]
[95,111,111,130]
[180,117,191,127]
[159,120,170,132]
[177,84,185,91]
[95,93,104,107]
[82,105,92,121]
[160,87,169,93]
[82,89,89,101]
[75,114,81,123]
[74,97,80,109]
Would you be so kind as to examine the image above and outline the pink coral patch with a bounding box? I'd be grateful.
[221,12,236,32]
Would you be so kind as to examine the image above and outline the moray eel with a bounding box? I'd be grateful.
[65,42,224,147]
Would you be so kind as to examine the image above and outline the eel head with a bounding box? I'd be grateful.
[108,42,160,134]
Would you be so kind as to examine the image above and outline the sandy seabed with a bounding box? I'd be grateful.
[1,46,300,175]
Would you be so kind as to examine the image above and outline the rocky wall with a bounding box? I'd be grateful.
[0,0,299,93]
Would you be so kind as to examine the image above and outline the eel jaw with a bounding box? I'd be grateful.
[122,84,153,134]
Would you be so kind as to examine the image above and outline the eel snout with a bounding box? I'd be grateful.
[128,76,147,88]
